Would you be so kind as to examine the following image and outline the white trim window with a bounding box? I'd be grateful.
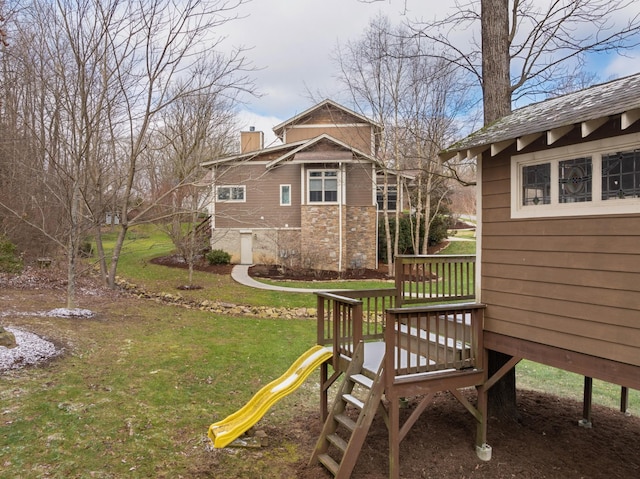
[216,185,245,202]
[280,184,291,206]
[308,170,339,203]
[511,132,640,218]
[376,184,398,211]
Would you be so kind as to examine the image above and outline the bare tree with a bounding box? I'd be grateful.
[411,0,640,122]
[0,0,254,305]
[335,15,471,271]
[153,88,237,285]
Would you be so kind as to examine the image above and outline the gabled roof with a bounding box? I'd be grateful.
[200,139,307,167]
[266,133,381,169]
[201,133,381,170]
[441,72,640,160]
[272,99,382,140]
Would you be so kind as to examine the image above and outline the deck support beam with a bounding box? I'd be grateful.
[320,363,342,422]
[398,392,435,443]
[483,355,522,391]
[580,376,593,428]
[388,396,401,479]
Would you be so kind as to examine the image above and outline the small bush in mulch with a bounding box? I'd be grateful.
[248,264,391,281]
[205,249,231,265]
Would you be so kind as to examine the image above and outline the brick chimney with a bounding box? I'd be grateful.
[240,127,264,153]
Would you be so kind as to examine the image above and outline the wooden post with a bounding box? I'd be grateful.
[580,377,593,428]
[320,362,328,422]
[388,395,400,479]
[620,386,629,414]
[394,257,403,307]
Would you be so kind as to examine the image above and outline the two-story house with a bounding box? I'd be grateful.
[201,100,384,272]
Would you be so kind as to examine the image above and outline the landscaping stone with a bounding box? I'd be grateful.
[0,327,17,349]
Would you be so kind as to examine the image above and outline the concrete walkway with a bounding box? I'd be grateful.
[231,264,333,293]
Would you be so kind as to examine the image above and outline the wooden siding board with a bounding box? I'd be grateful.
[483,276,640,310]
[484,216,640,235]
[485,304,640,348]
[215,163,302,228]
[286,125,372,154]
[483,318,640,367]
[345,163,374,206]
[482,263,640,293]
[481,207,512,223]
[484,235,640,255]
[482,289,639,331]
[482,192,510,210]
[482,249,640,273]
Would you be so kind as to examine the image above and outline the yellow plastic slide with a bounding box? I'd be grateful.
[208,344,332,448]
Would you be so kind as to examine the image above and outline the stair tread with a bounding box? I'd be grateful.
[335,412,356,431]
[327,432,348,452]
[318,453,339,476]
[350,373,374,389]
[343,393,365,410]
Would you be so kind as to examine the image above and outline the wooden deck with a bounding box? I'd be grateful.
[312,255,489,479]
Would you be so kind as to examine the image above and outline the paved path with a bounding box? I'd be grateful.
[231,264,333,293]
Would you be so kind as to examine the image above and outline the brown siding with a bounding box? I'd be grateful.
[345,163,374,206]
[214,163,301,228]
[285,125,372,153]
[481,150,640,368]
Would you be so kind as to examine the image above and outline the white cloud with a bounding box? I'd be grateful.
[603,49,640,80]
[219,0,640,134]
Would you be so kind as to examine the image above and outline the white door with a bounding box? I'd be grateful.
[240,231,253,265]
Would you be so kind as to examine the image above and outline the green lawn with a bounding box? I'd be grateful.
[98,225,313,308]
[1,291,317,478]
[0,225,637,478]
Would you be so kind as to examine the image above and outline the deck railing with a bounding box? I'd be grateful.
[316,255,480,379]
[395,255,476,306]
[384,302,485,386]
[316,288,396,365]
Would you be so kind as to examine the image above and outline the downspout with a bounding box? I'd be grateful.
[338,163,344,271]
[475,154,483,302]
[373,163,379,269]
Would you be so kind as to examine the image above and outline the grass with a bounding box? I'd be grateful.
[97,225,313,308]
[2,225,635,477]
[517,360,639,413]
[1,292,318,478]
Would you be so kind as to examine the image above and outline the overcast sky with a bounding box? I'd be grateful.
[217,0,640,146]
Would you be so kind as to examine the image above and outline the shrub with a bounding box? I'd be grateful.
[205,249,231,265]
[378,213,452,263]
[0,236,23,273]
[78,239,94,258]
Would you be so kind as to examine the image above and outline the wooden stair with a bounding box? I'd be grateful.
[309,342,385,479]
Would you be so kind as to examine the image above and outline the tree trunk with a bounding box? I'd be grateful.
[482,0,519,420]
[481,0,511,124]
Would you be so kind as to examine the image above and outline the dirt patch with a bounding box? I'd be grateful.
[289,389,640,478]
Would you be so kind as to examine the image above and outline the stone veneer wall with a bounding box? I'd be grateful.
[211,228,301,265]
[300,205,377,272]
[345,206,377,270]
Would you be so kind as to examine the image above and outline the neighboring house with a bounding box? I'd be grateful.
[201,100,384,272]
[441,73,640,401]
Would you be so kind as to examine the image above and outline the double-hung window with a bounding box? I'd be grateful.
[216,185,245,202]
[376,184,398,211]
[512,133,640,218]
[308,170,338,203]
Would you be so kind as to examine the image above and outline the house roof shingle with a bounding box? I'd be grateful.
[442,72,640,158]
